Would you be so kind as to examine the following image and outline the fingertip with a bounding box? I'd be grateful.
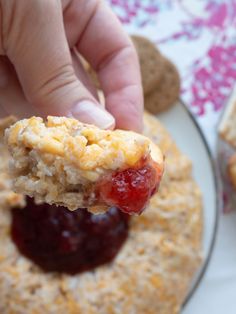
[70,100,115,130]
[108,100,143,133]
[116,111,143,133]
[105,84,144,133]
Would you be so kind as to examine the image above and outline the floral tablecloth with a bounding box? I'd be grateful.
[109,0,236,150]
[108,1,236,313]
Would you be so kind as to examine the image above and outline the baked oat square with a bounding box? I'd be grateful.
[5,116,164,214]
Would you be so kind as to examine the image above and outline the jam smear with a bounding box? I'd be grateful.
[99,161,162,215]
[11,198,129,275]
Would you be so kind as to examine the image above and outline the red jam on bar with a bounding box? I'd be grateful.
[11,198,129,275]
[98,158,163,215]
[11,157,162,274]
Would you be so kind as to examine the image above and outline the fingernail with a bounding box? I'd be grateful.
[71,101,115,129]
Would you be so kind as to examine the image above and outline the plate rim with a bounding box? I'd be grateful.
[177,99,221,308]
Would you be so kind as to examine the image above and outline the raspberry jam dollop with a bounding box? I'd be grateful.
[11,198,129,275]
[98,160,162,215]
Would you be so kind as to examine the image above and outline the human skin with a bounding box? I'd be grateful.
[0,0,143,131]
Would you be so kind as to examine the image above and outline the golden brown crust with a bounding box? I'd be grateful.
[0,112,202,314]
[144,58,180,114]
[131,35,165,94]
[228,154,236,190]
[218,95,236,149]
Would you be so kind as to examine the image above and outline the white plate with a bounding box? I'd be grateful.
[157,100,219,308]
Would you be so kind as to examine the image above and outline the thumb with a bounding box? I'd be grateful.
[2,0,114,129]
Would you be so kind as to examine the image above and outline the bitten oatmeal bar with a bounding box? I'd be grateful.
[228,154,236,191]
[219,88,236,149]
[217,87,236,209]
[5,116,164,214]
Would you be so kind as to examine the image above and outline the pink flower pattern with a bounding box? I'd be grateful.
[189,44,236,115]
[108,0,236,117]
[109,0,161,26]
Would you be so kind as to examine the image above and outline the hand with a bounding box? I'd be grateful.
[0,0,143,131]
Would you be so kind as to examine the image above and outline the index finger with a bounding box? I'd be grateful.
[75,2,143,132]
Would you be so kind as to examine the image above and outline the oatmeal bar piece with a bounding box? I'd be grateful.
[219,88,236,149]
[0,116,25,210]
[217,87,236,211]
[5,116,164,214]
[228,154,236,191]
